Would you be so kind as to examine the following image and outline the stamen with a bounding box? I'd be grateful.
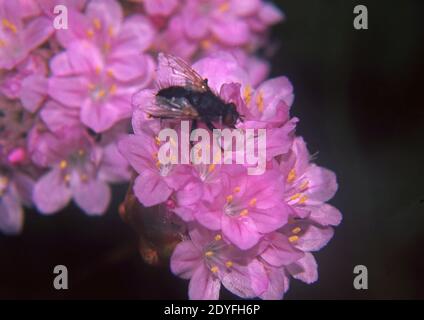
[289,193,301,201]
[292,227,301,234]
[108,26,114,37]
[64,174,71,183]
[97,89,106,99]
[226,195,233,203]
[109,84,117,94]
[80,174,88,182]
[154,136,161,146]
[210,266,219,273]
[205,251,214,257]
[2,19,17,33]
[200,39,211,50]
[233,186,241,193]
[208,164,215,172]
[289,235,299,243]
[86,29,94,38]
[299,180,309,191]
[287,169,296,183]
[256,90,264,112]
[59,160,67,169]
[298,195,308,204]
[249,198,257,206]
[0,39,6,47]
[214,234,222,241]
[240,209,248,216]
[93,18,101,30]
[218,2,230,13]
[243,85,252,104]
[225,260,233,268]
[78,149,85,156]
[106,70,114,77]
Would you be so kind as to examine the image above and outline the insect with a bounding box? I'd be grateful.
[142,53,243,132]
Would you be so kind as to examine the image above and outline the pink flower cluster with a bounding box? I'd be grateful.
[119,52,342,299]
[0,0,283,233]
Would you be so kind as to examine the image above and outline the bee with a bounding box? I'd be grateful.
[141,53,243,131]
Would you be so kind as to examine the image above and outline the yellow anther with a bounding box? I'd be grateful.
[87,83,96,90]
[2,19,17,33]
[208,164,216,173]
[155,160,161,168]
[59,160,67,169]
[78,149,85,156]
[218,2,230,13]
[97,89,106,99]
[226,195,233,203]
[86,29,94,38]
[256,90,264,112]
[93,18,101,30]
[154,136,161,146]
[64,174,71,182]
[103,42,111,52]
[95,66,101,75]
[210,266,219,273]
[225,260,233,268]
[288,235,299,243]
[243,85,252,104]
[109,84,117,94]
[240,209,249,216]
[299,180,309,191]
[108,26,114,37]
[152,152,158,159]
[106,70,114,77]
[205,251,214,257]
[249,198,257,206]
[233,186,241,193]
[0,39,6,47]
[200,39,211,50]
[298,195,308,205]
[292,227,301,234]
[287,169,296,183]
[80,174,88,182]
[289,193,301,201]
[214,234,222,241]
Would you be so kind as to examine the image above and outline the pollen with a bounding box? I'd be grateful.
[154,136,161,146]
[78,149,85,156]
[249,198,257,206]
[292,227,301,234]
[226,195,233,203]
[155,160,161,168]
[205,251,214,257]
[240,209,249,216]
[109,84,117,94]
[93,18,101,30]
[200,39,211,50]
[108,26,114,37]
[2,19,17,33]
[256,90,264,112]
[97,89,106,99]
[95,66,101,75]
[289,235,299,243]
[59,160,68,169]
[210,266,219,273]
[243,85,252,104]
[86,29,94,38]
[64,174,71,183]
[289,193,301,201]
[214,234,222,241]
[233,186,241,193]
[208,164,216,172]
[225,260,233,268]
[287,169,296,183]
[106,70,114,77]
[218,2,230,13]
[299,180,309,191]
[298,195,308,205]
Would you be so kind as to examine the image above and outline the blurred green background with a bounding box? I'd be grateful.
[1,0,423,299]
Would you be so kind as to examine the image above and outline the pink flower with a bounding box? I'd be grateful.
[48,40,154,132]
[30,128,130,215]
[170,224,268,300]
[142,0,179,17]
[280,137,342,226]
[0,168,34,234]
[0,1,53,70]
[194,168,289,250]
[118,131,192,207]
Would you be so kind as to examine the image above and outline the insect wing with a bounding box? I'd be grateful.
[157,53,207,92]
[145,96,198,120]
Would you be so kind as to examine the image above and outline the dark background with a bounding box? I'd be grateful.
[1,0,423,299]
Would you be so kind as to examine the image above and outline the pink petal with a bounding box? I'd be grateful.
[295,224,334,252]
[261,233,304,267]
[48,76,88,107]
[188,265,221,300]
[305,165,338,203]
[222,216,261,250]
[170,240,201,280]
[309,203,342,226]
[72,178,111,215]
[23,17,54,51]
[287,252,318,284]
[133,170,172,207]
[40,100,81,132]
[0,189,24,234]
[211,18,249,46]
[20,74,47,112]
[33,169,72,214]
